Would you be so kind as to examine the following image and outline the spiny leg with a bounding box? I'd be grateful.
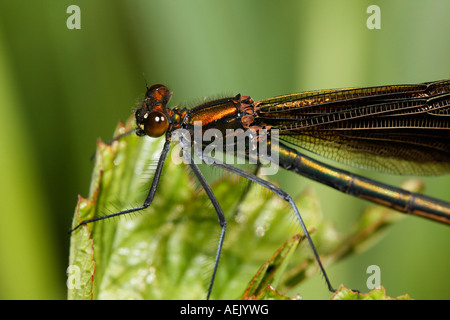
[188,158,227,300]
[205,156,335,293]
[70,139,171,233]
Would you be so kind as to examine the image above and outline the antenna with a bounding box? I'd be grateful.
[142,72,149,91]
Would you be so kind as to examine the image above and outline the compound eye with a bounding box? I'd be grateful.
[145,111,169,137]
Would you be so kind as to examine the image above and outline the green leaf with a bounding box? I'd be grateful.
[331,285,412,300]
[242,234,305,300]
[69,117,412,300]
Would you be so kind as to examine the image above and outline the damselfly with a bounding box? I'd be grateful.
[71,79,450,299]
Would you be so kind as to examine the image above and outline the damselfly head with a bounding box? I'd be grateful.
[135,84,172,137]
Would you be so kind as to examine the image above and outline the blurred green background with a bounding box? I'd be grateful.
[0,0,449,299]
